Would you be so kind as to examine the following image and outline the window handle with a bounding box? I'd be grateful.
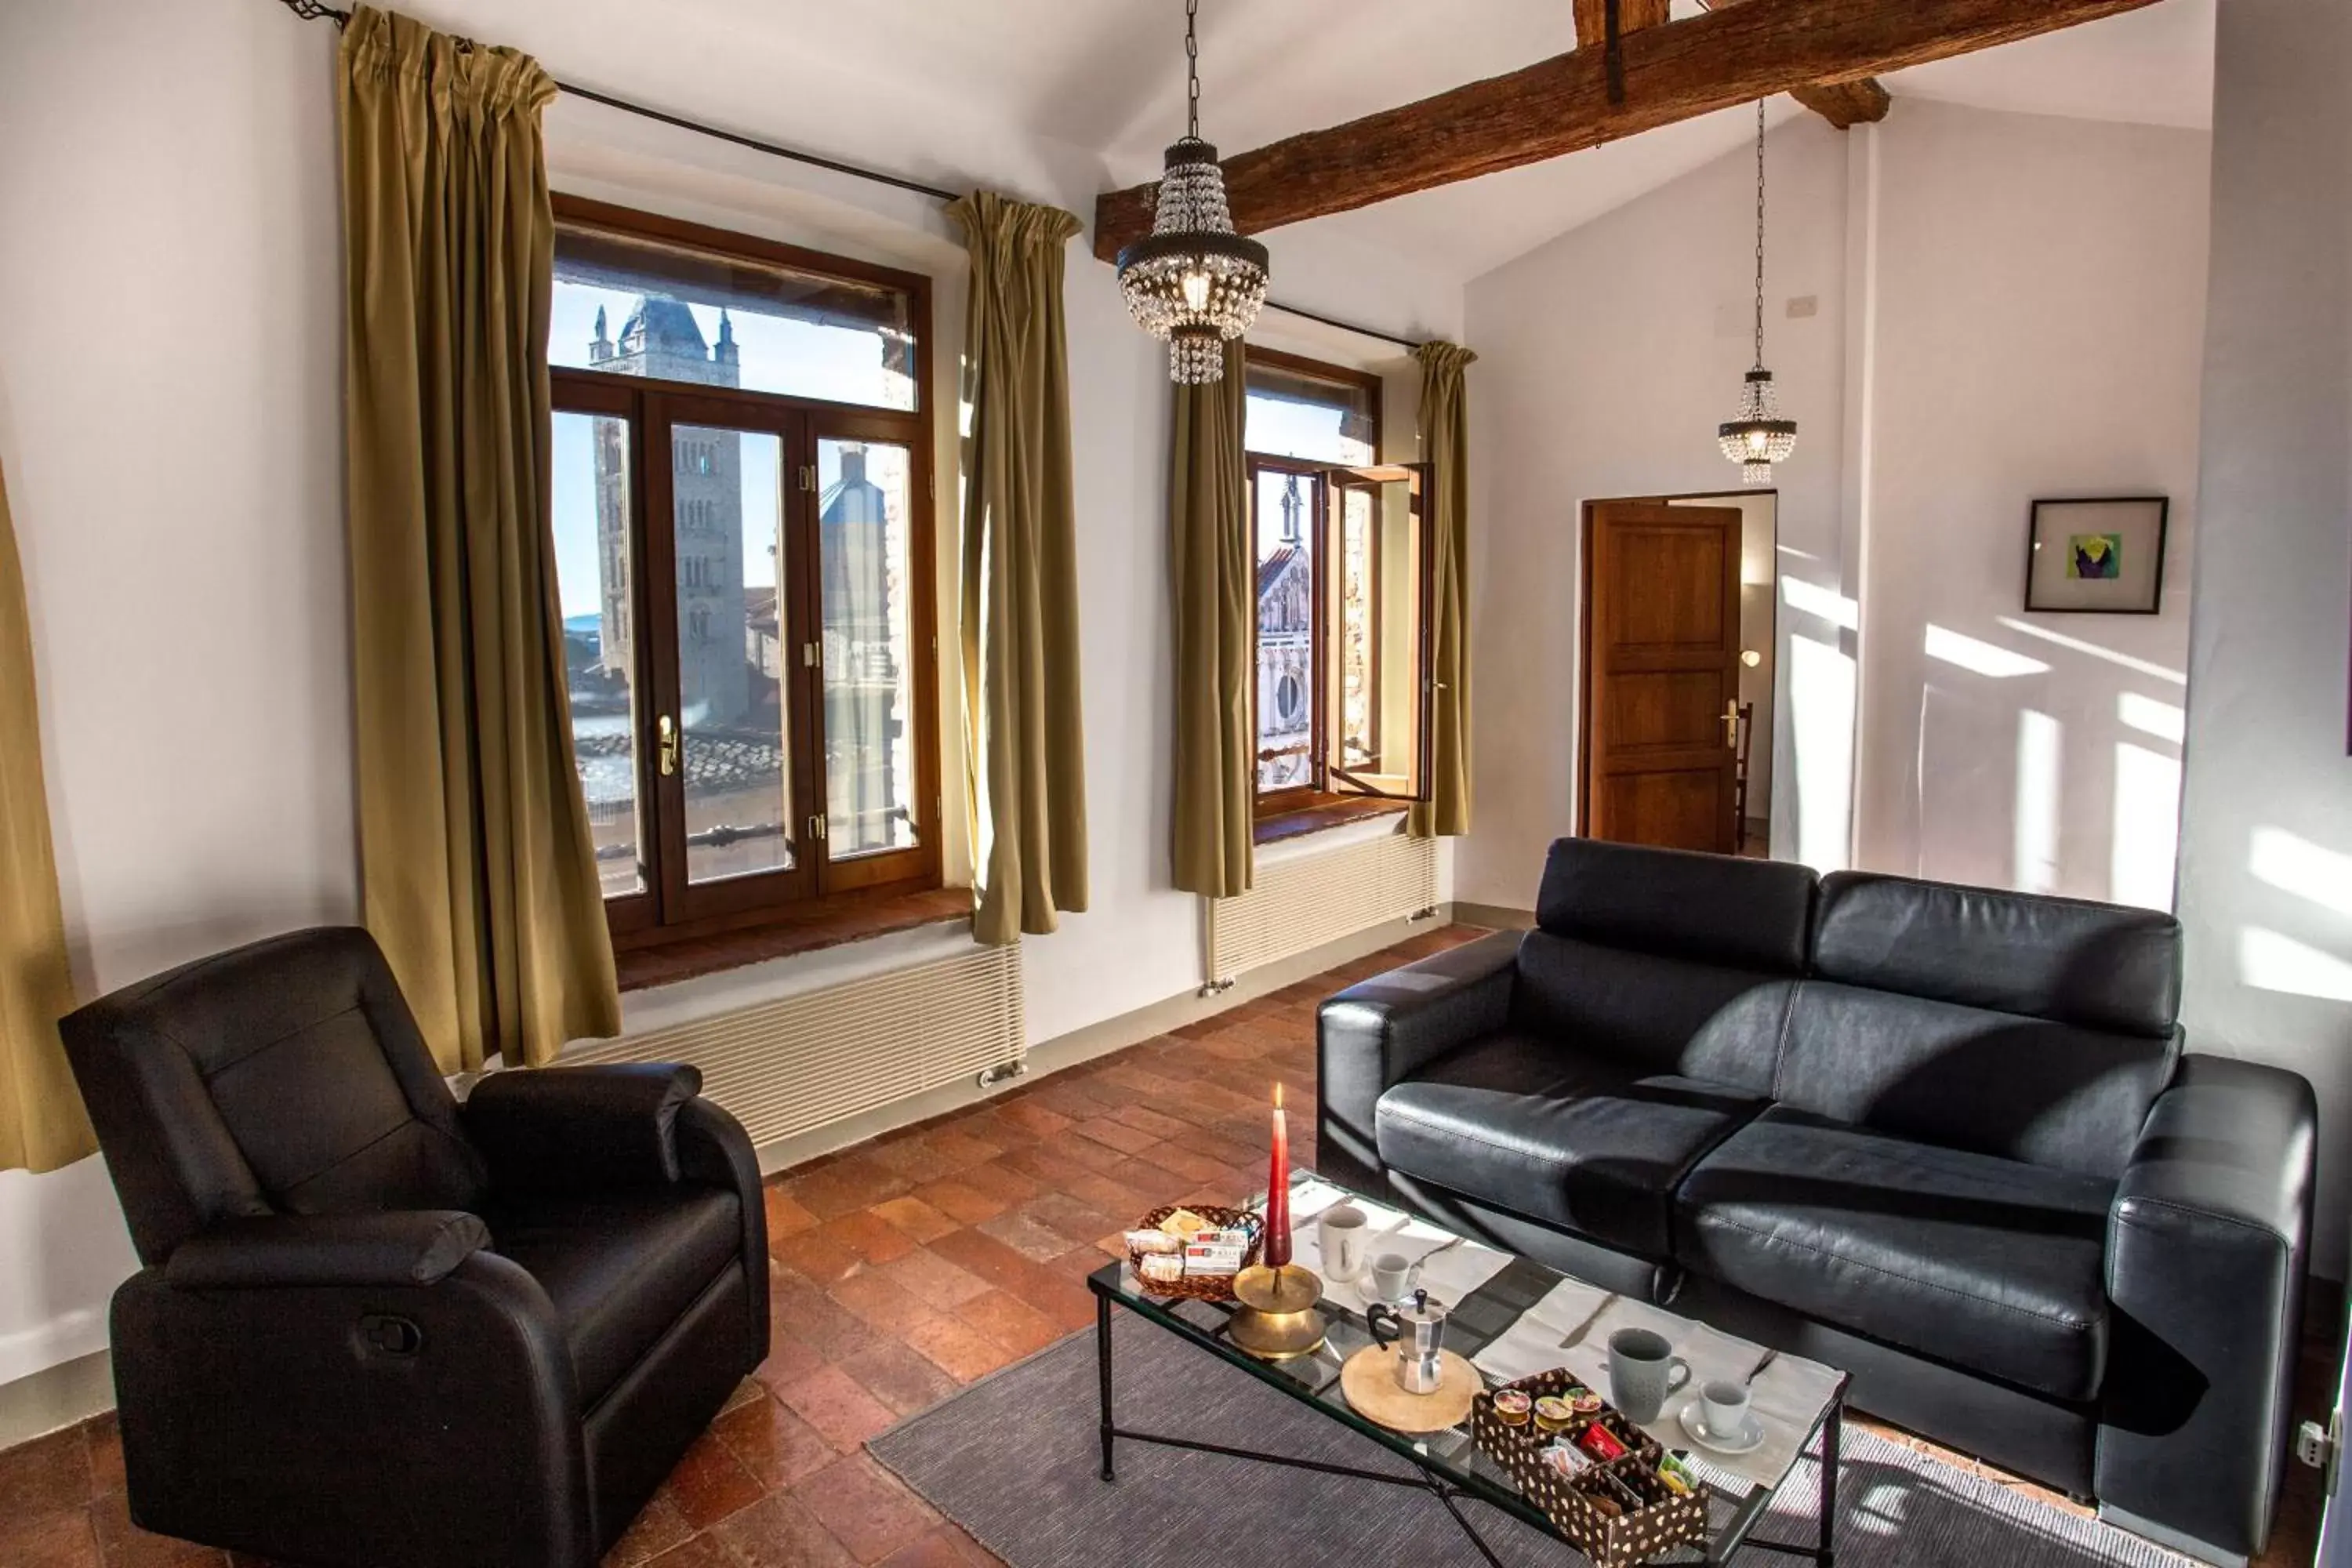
[658,714,679,776]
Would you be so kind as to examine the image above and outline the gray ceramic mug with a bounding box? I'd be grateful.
[1606,1327,1693,1424]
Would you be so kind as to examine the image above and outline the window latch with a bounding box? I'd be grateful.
[802,641,821,668]
[806,814,828,843]
[799,464,818,492]
[657,714,679,776]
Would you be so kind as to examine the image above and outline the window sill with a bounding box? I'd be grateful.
[614,886,972,993]
[1254,796,1411,848]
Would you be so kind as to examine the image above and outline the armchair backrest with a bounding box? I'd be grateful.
[60,926,487,1265]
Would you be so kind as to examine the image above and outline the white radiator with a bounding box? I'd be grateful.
[566,945,1025,1148]
[1205,830,1438,986]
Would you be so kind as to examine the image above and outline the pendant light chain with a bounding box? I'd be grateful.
[1185,0,1202,141]
[1752,100,1768,372]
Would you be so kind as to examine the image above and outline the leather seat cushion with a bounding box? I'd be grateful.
[485,1186,742,1407]
[1375,1032,1765,1258]
[1675,1107,2114,1400]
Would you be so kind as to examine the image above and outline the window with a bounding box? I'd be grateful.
[550,197,938,950]
[1243,348,1434,814]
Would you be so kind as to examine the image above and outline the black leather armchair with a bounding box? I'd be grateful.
[60,927,769,1568]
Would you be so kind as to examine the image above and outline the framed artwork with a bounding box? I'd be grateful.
[2024,497,2169,615]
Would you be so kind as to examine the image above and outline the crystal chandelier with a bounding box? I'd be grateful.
[1719,101,1797,485]
[1117,0,1269,383]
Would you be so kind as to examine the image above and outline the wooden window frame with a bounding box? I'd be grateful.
[1240,347,1393,825]
[550,196,942,956]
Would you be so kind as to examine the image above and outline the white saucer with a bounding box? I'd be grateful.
[1677,1398,1766,1455]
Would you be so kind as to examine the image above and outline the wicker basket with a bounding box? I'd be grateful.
[1470,1370,1709,1568]
[1123,1205,1265,1304]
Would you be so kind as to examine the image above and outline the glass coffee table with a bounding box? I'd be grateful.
[1088,1174,1848,1566]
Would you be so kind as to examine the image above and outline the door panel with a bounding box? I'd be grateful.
[1583,502,1744,853]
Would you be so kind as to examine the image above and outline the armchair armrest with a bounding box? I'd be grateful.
[166,1210,490,1290]
[2096,1053,2317,1563]
[1316,928,1520,1191]
[463,1062,703,1196]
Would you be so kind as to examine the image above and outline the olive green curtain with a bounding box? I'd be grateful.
[0,459,92,1174]
[340,6,619,1071]
[945,192,1089,945]
[1411,342,1476,838]
[1169,341,1253,898]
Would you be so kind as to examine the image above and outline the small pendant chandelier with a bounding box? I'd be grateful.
[1719,101,1797,485]
[1117,0,1269,383]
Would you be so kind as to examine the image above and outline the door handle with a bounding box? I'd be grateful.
[1722,701,1740,750]
[658,714,679,776]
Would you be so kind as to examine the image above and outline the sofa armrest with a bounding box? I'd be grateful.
[463,1062,703,1196]
[1315,928,1520,1192]
[2096,1053,2316,1563]
[166,1210,490,1290]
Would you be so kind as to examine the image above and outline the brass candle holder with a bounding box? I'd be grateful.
[1227,1261,1327,1360]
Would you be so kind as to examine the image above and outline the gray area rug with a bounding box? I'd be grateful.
[871,1311,2189,1567]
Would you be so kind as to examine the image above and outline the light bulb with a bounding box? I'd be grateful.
[1181,269,1210,311]
[1746,431,1769,458]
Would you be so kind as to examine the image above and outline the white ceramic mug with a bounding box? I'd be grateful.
[1366,1250,1414,1304]
[1317,1203,1369,1283]
[1700,1378,1754,1442]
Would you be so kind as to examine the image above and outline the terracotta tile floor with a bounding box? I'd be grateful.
[0,923,2334,1566]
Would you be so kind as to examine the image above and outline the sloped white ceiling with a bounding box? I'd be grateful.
[398,0,2215,287]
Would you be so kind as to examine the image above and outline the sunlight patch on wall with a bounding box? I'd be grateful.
[1995,616,2187,684]
[2111,742,2180,910]
[2014,710,2061,894]
[2118,691,2186,745]
[2249,826,2352,916]
[2241,927,2352,1004]
[1781,575,1858,632]
[1926,625,2050,680]
[1788,633,1856,873]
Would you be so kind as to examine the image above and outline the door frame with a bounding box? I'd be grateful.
[1576,488,1779,840]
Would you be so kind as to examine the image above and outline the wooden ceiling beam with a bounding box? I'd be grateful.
[1092,0,2153,261]
[1700,0,1891,129]
[1573,0,1673,51]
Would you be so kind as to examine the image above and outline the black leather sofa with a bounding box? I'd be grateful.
[60,927,768,1568]
[1319,839,2315,1566]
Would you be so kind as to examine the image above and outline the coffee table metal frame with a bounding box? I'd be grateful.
[1089,1266,1846,1567]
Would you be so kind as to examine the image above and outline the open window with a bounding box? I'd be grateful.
[1242,348,1435,815]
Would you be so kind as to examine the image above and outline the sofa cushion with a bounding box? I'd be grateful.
[485,1186,742,1407]
[1675,1107,2114,1401]
[1813,872,2181,1037]
[1376,1031,1766,1258]
[1512,933,1795,1093]
[1535,837,1818,974]
[1773,982,2176,1181]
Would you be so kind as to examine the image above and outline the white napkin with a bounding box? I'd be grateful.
[1468,1280,1842,1490]
[1283,1195,1511,1313]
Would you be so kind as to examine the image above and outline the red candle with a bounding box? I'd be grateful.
[1264,1081,1292,1269]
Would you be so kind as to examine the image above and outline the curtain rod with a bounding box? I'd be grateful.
[276,0,964,204]
[276,0,1439,353]
[1257,300,1427,352]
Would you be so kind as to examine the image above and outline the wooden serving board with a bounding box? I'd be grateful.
[1340,1345,1479,1433]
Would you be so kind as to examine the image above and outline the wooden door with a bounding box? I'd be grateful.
[1581,502,1744,852]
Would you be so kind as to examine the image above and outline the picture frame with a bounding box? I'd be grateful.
[2023,496,2169,615]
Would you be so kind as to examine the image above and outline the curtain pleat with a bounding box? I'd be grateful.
[340,6,619,1070]
[0,458,92,1174]
[946,192,1089,945]
[1169,341,1253,898]
[1411,342,1476,838]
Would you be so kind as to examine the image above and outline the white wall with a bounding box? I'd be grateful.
[2173,0,2352,1278]
[1459,101,2211,917]
[1853,101,2207,907]
[0,0,1464,1392]
[1461,113,1853,909]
